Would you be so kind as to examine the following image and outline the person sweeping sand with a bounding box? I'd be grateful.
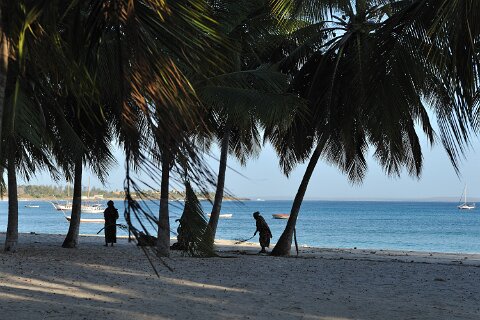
[252,211,272,253]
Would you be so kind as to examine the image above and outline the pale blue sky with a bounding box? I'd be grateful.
[25,133,480,201]
[213,137,480,200]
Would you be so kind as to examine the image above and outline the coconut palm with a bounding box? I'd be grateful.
[1,67,60,252]
[127,0,306,254]
[81,0,226,257]
[197,66,304,240]
[192,0,304,240]
[268,0,480,256]
[22,0,224,252]
[0,1,69,251]
[15,2,116,248]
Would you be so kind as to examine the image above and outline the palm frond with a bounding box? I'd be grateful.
[175,181,216,257]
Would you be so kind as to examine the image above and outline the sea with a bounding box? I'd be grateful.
[1,200,479,254]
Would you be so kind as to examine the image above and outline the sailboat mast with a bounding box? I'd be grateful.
[465,185,467,204]
[87,177,90,200]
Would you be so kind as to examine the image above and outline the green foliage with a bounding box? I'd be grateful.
[176,181,216,257]
[15,184,123,199]
[269,0,480,181]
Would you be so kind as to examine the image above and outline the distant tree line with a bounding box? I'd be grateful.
[12,185,123,199]
[6,184,243,201]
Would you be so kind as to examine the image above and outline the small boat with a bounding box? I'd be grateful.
[51,201,105,213]
[272,213,290,219]
[207,213,233,218]
[62,211,104,223]
[81,203,105,213]
[458,185,475,210]
[25,204,40,208]
[82,177,106,213]
[52,201,71,211]
[65,216,104,223]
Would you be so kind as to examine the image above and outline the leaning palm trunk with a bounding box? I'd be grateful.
[62,159,83,248]
[271,143,323,256]
[207,127,230,240]
[157,151,171,257]
[0,29,10,159]
[4,150,18,252]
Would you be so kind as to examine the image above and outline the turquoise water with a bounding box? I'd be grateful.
[1,200,479,253]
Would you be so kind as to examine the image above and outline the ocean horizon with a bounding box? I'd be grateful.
[1,199,479,254]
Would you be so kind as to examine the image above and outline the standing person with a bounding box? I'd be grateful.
[104,200,119,247]
[253,211,272,253]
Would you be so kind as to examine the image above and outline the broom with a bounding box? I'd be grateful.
[234,234,255,244]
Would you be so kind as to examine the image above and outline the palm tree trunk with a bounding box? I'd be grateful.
[271,142,323,256]
[62,158,83,248]
[207,126,230,240]
[157,150,171,257]
[0,27,10,160]
[4,149,18,252]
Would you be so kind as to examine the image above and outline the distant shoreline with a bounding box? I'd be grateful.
[2,197,469,202]
[2,197,250,202]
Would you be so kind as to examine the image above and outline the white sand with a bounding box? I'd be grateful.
[1,233,480,320]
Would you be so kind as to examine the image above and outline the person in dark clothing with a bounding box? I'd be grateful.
[253,211,272,253]
[104,200,119,246]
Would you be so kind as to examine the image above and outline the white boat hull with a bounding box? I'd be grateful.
[51,202,105,213]
[81,206,105,213]
[458,185,475,210]
[65,216,104,223]
[207,213,233,218]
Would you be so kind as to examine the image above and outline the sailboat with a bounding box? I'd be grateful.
[207,213,233,218]
[52,200,104,213]
[458,185,475,210]
[83,177,105,213]
[52,180,105,213]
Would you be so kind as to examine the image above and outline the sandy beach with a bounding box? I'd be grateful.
[1,233,479,319]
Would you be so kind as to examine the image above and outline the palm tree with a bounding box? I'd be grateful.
[80,0,226,257]
[1,1,64,251]
[196,0,304,240]
[4,144,17,251]
[268,0,480,256]
[2,137,58,252]
[18,2,116,249]
[198,67,303,240]
[1,69,59,252]
[16,0,215,251]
